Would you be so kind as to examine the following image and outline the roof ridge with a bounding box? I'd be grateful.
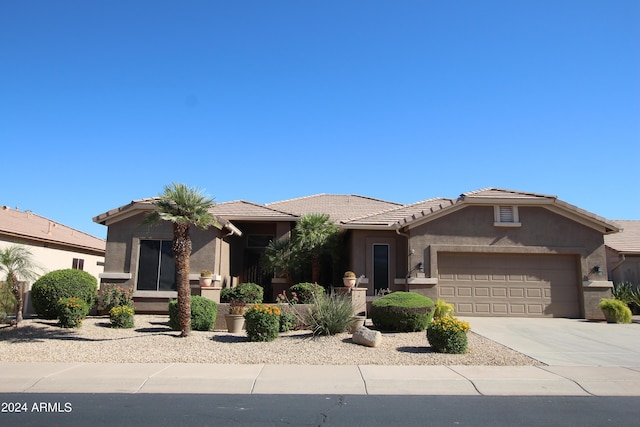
[462,187,557,199]
[265,193,328,206]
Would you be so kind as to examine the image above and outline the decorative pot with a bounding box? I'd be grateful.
[348,315,366,333]
[343,277,356,288]
[225,314,245,333]
[199,277,213,287]
[602,310,617,323]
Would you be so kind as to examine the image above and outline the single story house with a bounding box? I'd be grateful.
[93,188,620,319]
[605,220,640,287]
[0,206,106,315]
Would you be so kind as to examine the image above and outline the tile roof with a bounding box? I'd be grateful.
[266,194,402,223]
[345,198,456,226]
[1,206,105,253]
[211,201,298,220]
[605,220,640,254]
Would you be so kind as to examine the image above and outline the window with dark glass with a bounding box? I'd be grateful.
[137,240,176,291]
[72,258,84,270]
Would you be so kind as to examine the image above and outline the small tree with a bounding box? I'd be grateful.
[262,237,298,284]
[0,245,42,326]
[145,183,216,337]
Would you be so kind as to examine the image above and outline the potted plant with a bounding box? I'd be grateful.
[225,300,247,333]
[199,269,213,287]
[599,298,632,324]
[343,271,357,288]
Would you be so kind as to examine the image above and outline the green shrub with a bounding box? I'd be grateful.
[56,297,89,328]
[288,282,325,304]
[31,269,97,319]
[305,293,354,336]
[110,305,135,328]
[98,284,133,312]
[244,304,281,342]
[434,299,454,319]
[427,317,470,354]
[599,298,632,323]
[279,306,298,332]
[371,292,435,332]
[220,282,263,303]
[168,296,218,331]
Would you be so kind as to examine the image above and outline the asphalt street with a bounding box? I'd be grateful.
[1,394,639,427]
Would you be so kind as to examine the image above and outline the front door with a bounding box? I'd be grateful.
[373,244,389,293]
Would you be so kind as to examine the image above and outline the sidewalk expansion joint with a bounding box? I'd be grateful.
[250,364,266,394]
[538,367,595,397]
[135,363,175,394]
[356,365,370,395]
[24,362,84,393]
[445,366,483,396]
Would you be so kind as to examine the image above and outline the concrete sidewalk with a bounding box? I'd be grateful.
[2,362,640,396]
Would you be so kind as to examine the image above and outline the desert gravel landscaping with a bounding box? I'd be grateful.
[0,315,543,366]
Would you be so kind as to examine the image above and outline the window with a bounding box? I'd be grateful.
[494,206,521,227]
[72,258,84,270]
[137,240,176,291]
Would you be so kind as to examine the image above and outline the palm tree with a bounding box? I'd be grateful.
[0,245,42,326]
[145,183,216,337]
[294,213,340,284]
[262,237,298,285]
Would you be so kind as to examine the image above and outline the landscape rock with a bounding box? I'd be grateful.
[352,326,382,348]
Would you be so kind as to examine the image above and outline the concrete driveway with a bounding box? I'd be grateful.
[462,317,640,367]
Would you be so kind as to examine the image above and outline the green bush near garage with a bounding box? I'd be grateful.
[370,292,435,332]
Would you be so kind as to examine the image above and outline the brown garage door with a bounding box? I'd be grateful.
[437,253,580,317]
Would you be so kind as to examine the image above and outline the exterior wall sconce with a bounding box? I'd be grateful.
[593,266,603,276]
[417,262,424,273]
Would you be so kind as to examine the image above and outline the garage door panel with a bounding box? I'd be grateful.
[438,253,580,318]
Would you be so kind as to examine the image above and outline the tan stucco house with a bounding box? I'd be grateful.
[605,220,640,287]
[93,188,620,320]
[0,206,106,314]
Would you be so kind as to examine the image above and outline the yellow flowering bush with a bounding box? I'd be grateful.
[426,316,470,354]
[110,305,135,328]
[56,297,89,328]
[244,304,281,342]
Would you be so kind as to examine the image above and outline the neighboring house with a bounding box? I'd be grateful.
[93,188,620,319]
[605,220,640,287]
[0,205,106,314]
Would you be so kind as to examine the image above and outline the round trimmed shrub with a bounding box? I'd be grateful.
[244,304,281,342]
[168,296,218,331]
[57,297,90,328]
[110,305,135,328]
[370,292,435,332]
[287,282,325,304]
[427,317,470,354]
[279,306,298,332]
[220,282,263,303]
[31,269,98,319]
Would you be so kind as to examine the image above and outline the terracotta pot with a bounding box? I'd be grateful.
[343,277,356,288]
[225,314,245,333]
[348,315,366,333]
[199,277,213,287]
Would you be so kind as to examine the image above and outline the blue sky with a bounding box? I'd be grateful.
[1,1,638,240]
